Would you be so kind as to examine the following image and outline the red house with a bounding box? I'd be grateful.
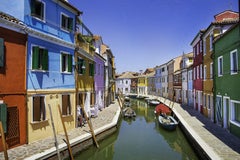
[0,13,27,150]
[191,30,204,113]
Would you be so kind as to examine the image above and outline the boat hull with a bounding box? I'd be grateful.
[158,115,178,131]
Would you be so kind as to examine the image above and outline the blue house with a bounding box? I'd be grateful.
[0,0,81,142]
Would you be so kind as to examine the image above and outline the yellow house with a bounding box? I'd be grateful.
[75,33,95,116]
[137,74,148,96]
[202,10,238,119]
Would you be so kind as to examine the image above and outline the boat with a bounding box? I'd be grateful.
[124,96,131,107]
[158,114,178,131]
[122,107,136,118]
[148,99,160,106]
[154,103,171,116]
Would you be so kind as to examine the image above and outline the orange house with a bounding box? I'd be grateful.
[0,23,27,151]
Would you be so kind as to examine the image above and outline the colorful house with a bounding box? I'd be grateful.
[101,44,116,107]
[172,56,182,102]
[0,0,81,143]
[75,22,96,118]
[214,23,240,138]
[137,74,148,96]
[191,30,204,113]
[0,12,27,150]
[202,10,238,121]
[93,35,105,111]
[181,52,193,106]
[147,70,156,96]
[167,59,174,100]
[115,72,134,95]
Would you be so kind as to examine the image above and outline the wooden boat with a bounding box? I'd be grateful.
[158,114,178,131]
[154,104,171,116]
[122,107,136,118]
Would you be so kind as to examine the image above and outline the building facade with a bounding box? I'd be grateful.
[0,13,27,150]
[214,23,240,138]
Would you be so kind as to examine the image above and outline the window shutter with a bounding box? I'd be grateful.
[32,46,39,69]
[68,55,72,72]
[42,49,48,70]
[30,0,36,15]
[68,17,73,31]
[0,103,7,133]
[0,38,4,67]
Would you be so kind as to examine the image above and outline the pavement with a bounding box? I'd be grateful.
[0,101,121,160]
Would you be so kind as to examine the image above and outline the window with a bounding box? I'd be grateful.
[89,62,94,76]
[33,96,46,122]
[61,52,72,73]
[62,95,71,116]
[31,0,45,20]
[230,100,240,125]
[197,66,199,79]
[203,39,206,55]
[32,46,48,71]
[210,62,213,79]
[77,57,86,74]
[203,65,206,80]
[208,95,211,109]
[209,33,213,51]
[218,56,223,76]
[230,49,238,75]
[61,13,73,31]
[0,38,4,67]
[200,64,202,79]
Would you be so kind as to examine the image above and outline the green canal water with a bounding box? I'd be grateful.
[74,99,199,160]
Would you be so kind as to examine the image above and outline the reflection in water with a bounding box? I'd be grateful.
[74,99,199,160]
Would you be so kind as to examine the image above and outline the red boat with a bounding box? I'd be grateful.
[154,103,171,116]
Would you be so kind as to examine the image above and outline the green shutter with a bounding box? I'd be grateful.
[32,46,39,69]
[42,49,48,71]
[68,17,73,31]
[0,103,7,133]
[68,55,72,72]
[0,38,4,67]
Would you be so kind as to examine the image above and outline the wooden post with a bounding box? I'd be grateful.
[80,102,99,148]
[57,105,74,160]
[0,121,8,160]
[48,105,61,160]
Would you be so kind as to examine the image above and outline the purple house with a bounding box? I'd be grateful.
[94,35,106,110]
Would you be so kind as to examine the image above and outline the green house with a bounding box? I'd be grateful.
[213,23,240,138]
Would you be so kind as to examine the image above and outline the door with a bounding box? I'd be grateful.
[223,97,230,129]
[216,96,223,126]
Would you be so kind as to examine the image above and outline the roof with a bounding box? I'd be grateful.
[117,72,135,79]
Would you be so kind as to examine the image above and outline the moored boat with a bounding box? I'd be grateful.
[122,107,136,118]
[148,99,160,106]
[124,96,131,107]
[158,114,178,131]
[154,103,171,116]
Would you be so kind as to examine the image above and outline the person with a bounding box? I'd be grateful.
[77,105,84,127]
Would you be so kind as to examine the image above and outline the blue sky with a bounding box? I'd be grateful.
[69,0,239,74]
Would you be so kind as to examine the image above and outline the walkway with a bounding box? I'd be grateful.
[0,101,121,160]
[157,97,240,160]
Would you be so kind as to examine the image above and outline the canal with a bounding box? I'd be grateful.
[74,99,199,160]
